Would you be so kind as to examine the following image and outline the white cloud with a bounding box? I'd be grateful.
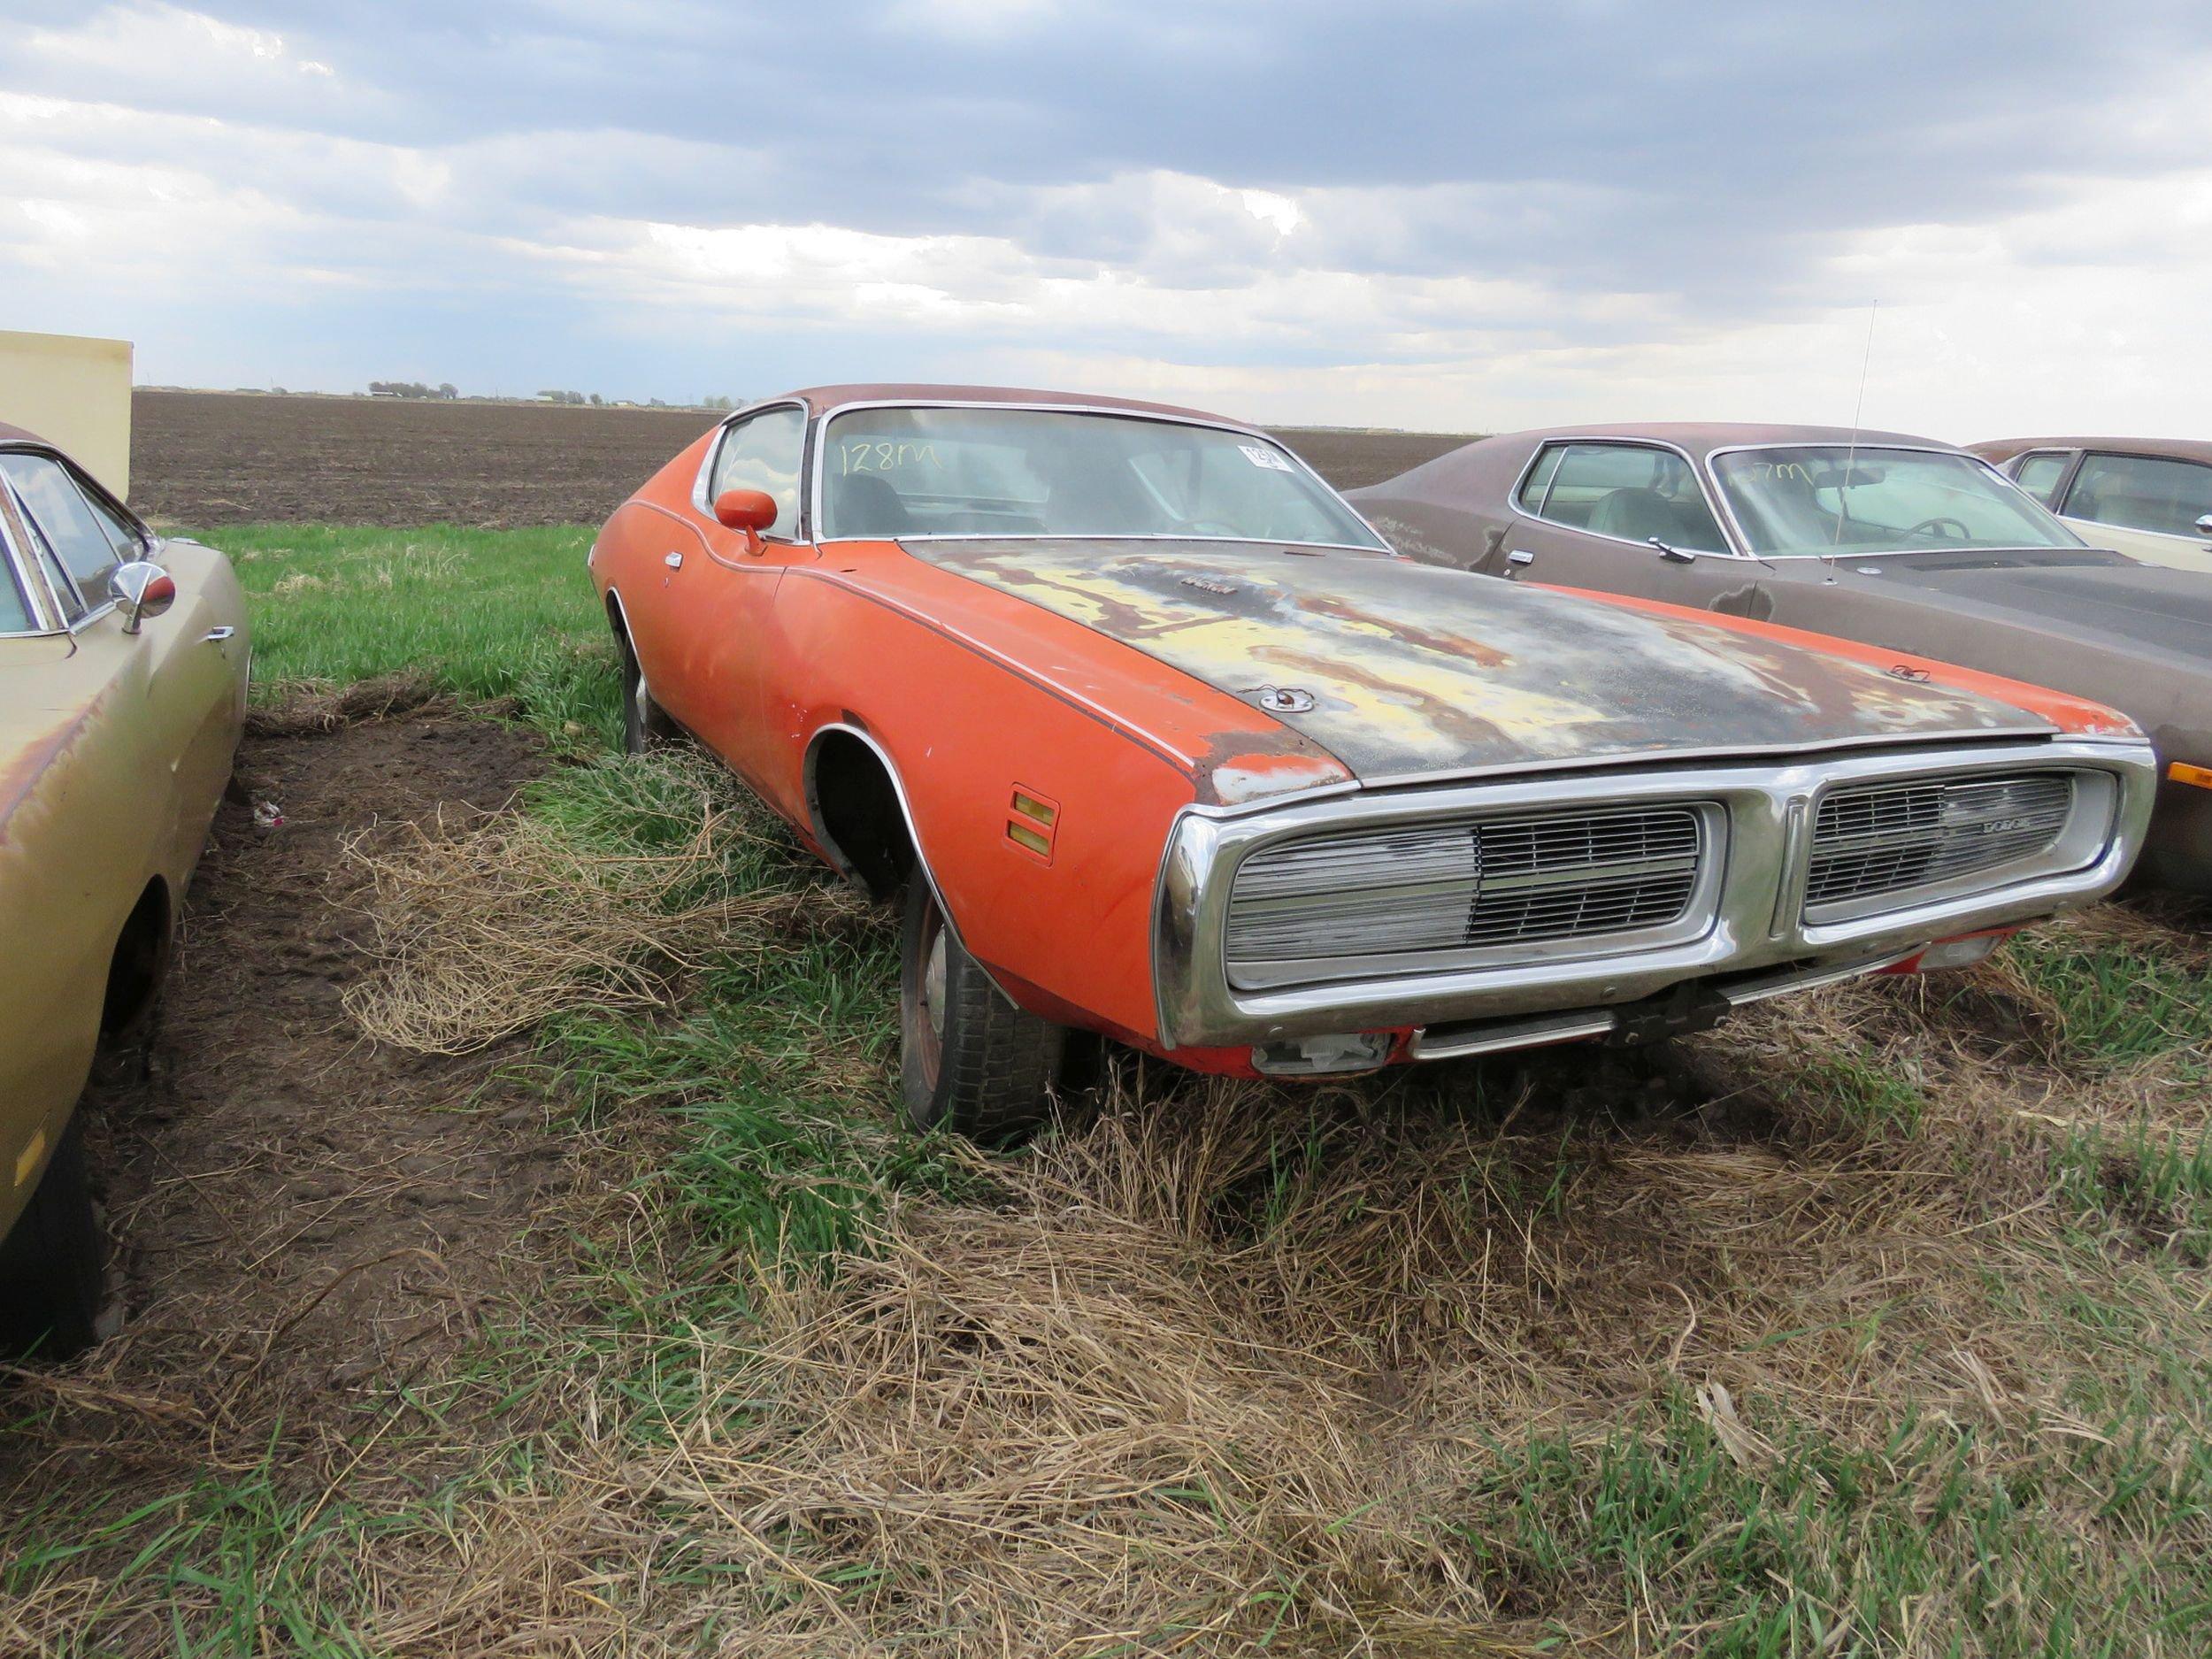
[0,4,2208,433]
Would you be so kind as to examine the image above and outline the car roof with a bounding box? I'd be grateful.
[1479,421,1954,462]
[1968,435,2212,465]
[0,420,50,448]
[783,383,1236,424]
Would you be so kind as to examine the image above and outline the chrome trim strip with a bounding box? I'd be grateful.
[805,397,1393,554]
[1405,946,1917,1062]
[1153,737,2156,1049]
[1409,1009,1619,1061]
[1717,948,1917,1008]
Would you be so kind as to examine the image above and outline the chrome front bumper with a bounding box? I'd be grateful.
[1152,738,2157,1052]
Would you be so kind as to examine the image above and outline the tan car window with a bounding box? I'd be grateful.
[0,549,31,633]
[0,453,124,608]
[17,512,87,624]
[708,406,807,536]
[2063,452,2212,540]
[2010,452,2070,507]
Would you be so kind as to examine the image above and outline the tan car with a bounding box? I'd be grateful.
[1969,438,2212,573]
[0,421,248,1355]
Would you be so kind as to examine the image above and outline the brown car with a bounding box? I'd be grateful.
[1968,437,2212,574]
[1348,423,2212,894]
[0,422,249,1354]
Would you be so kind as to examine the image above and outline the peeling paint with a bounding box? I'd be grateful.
[906,539,2049,784]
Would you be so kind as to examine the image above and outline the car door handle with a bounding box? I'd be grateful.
[204,626,236,642]
[664,552,684,569]
[1504,549,1534,578]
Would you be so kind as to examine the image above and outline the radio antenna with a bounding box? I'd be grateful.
[1825,299,1878,575]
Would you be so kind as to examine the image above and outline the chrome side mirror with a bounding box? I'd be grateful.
[1649,537,1697,564]
[109,561,176,635]
[2195,513,2212,538]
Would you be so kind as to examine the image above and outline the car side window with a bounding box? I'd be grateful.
[0,452,127,611]
[708,407,807,538]
[0,546,33,634]
[2062,452,2212,539]
[2008,451,2071,508]
[1516,445,1563,512]
[1535,443,1731,553]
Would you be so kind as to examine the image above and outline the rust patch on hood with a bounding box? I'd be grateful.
[902,540,2056,783]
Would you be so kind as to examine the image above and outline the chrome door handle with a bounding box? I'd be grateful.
[1506,549,1534,566]
[664,552,684,569]
[204,626,236,642]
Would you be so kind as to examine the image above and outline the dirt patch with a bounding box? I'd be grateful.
[129,390,1479,526]
[0,712,570,1490]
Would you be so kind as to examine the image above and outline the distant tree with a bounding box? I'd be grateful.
[589,392,603,406]
[702,395,736,411]
[438,382,458,399]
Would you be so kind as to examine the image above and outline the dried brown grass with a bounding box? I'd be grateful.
[340,770,869,1054]
[368,1051,2139,1658]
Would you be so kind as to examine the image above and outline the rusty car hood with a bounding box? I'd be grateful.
[899,539,2055,782]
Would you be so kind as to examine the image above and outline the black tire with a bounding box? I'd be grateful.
[899,879,1066,1143]
[617,625,678,756]
[0,1117,107,1358]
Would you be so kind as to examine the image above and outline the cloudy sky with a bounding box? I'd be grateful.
[3,1,2208,434]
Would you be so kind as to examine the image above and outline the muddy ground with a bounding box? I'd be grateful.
[129,390,1479,526]
[0,713,572,1507]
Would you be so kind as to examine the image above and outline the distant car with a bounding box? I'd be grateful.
[590,387,2154,1142]
[1967,437,2212,572]
[1349,422,2212,893]
[0,423,248,1355]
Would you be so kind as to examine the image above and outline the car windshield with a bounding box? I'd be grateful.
[1711,446,2080,557]
[818,406,1386,548]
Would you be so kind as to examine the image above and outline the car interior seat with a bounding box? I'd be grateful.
[1588,486,1681,544]
[837,472,916,536]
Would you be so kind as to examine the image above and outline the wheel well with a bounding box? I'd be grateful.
[101,879,171,1040]
[807,731,917,901]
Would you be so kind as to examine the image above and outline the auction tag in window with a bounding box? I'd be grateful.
[1239,444,1294,472]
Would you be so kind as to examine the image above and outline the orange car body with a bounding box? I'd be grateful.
[591,387,2156,1079]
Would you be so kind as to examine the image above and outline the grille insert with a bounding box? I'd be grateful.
[1806,772,2075,913]
[1226,804,1706,986]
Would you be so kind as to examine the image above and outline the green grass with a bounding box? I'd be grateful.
[1475,1385,2212,1657]
[2005,927,2212,1075]
[211,523,620,742]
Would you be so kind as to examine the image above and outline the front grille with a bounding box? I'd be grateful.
[1806,772,2075,913]
[1225,804,1705,986]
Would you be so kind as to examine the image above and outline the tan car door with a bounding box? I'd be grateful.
[2055,452,2212,574]
[0,453,242,885]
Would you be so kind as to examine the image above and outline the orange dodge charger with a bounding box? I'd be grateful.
[591,386,2156,1141]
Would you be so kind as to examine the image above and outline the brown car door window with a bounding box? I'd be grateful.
[2062,452,2212,539]
[1538,443,1730,553]
[0,453,127,611]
